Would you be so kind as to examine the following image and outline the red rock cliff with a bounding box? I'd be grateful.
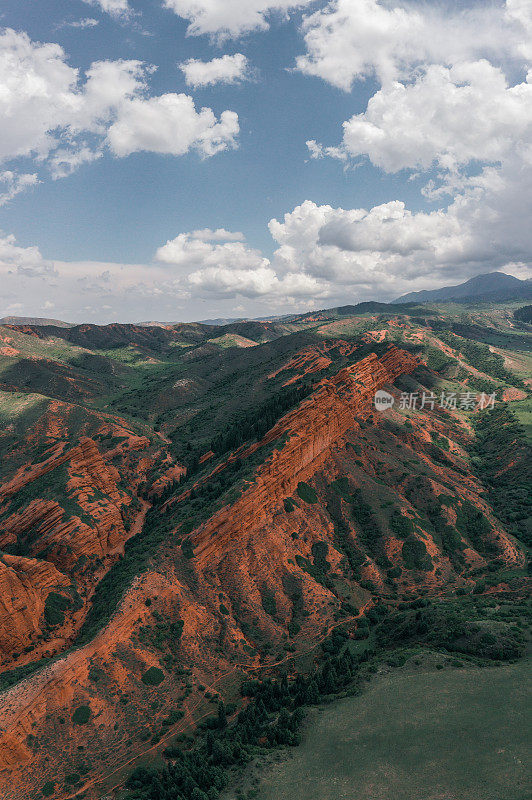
[0,436,143,662]
[0,555,68,656]
[192,346,418,562]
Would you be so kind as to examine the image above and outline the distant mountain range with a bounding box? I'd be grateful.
[0,316,75,327]
[393,272,532,304]
[3,272,531,329]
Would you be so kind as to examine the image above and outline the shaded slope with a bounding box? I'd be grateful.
[394,272,532,304]
[0,340,526,799]
[0,310,528,800]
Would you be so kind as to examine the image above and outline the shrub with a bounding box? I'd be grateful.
[311,541,330,572]
[138,619,184,654]
[41,781,55,797]
[387,566,402,579]
[295,554,330,589]
[141,667,165,686]
[514,305,532,323]
[350,489,387,562]
[402,537,432,571]
[426,346,456,374]
[181,539,195,559]
[288,620,301,637]
[162,709,185,726]
[296,482,318,504]
[471,407,531,548]
[88,666,105,683]
[330,476,350,499]
[260,587,277,617]
[72,706,91,725]
[430,431,450,451]
[43,592,71,627]
[455,500,497,557]
[389,511,414,539]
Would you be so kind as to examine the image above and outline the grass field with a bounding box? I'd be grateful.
[512,397,532,444]
[255,660,531,800]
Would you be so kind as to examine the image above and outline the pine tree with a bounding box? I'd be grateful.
[217,700,227,729]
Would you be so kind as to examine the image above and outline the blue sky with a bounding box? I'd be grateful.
[0,0,531,322]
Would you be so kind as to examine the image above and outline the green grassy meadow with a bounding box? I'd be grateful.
[256,661,531,800]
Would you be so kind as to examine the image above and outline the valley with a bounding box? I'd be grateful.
[247,658,531,800]
[0,300,529,800]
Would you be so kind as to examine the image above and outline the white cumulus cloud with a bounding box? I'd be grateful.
[338,62,532,174]
[0,233,55,278]
[163,0,314,38]
[189,228,246,242]
[300,1,532,298]
[0,171,40,206]
[506,0,532,59]
[107,94,239,157]
[156,228,327,299]
[297,0,529,90]
[0,29,239,180]
[156,230,267,269]
[268,173,532,299]
[180,53,249,88]
[82,0,131,19]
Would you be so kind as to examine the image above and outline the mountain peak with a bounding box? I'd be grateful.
[392,271,532,304]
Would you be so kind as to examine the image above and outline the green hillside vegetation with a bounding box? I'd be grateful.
[0,297,530,800]
[437,331,526,387]
[471,406,532,547]
[514,305,532,323]
[121,592,530,800]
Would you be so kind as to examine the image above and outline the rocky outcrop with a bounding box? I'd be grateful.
[0,555,68,656]
[502,387,527,402]
[69,437,124,503]
[0,437,131,572]
[0,445,70,502]
[192,347,418,562]
[268,339,360,385]
[0,335,527,800]
[0,435,142,662]
[149,463,187,498]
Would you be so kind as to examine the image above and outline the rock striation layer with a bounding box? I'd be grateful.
[0,436,142,660]
[192,346,418,562]
[0,555,68,655]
